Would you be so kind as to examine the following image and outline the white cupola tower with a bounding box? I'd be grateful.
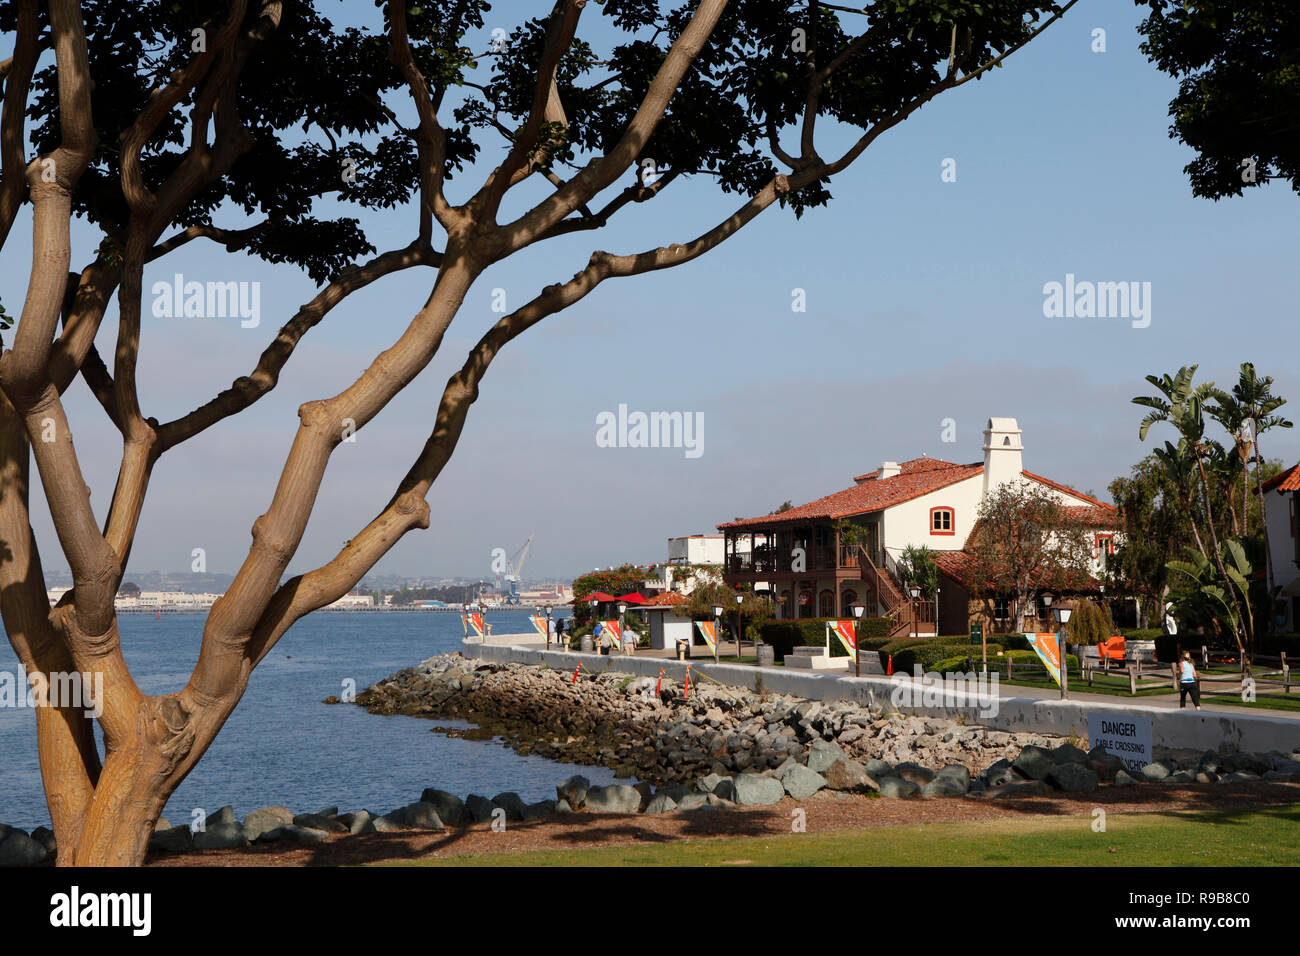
[982,417,1024,494]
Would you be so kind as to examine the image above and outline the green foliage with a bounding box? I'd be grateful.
[1137,0,1300,200]
[897,545,940,599]
[966,483,1094,602]
[1066,599,1114,645]
[571,565,652,623]
[893,642,1004,674]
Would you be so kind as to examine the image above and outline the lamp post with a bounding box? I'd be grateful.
[1053,604,1072,700]
[543,603,552,650]
[735,592,744,660]
[851,601,865,677]
[617,600,628,655]
[909,585,920,640]
[711,603,723,664]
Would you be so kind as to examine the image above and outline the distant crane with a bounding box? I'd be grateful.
[503,534,533,604]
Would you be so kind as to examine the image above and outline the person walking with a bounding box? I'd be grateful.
[594,620,610,655]
[1178,650,1201,710]
[555,616,565,648]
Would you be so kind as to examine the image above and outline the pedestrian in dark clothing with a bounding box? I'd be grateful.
[1178,651,1201,710]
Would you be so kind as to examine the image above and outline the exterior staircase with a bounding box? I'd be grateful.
[856,546,937,638]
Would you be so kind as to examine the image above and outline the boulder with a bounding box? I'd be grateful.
[1012,747,1056,781]
[492,792,527,821]
[1113,769,1140,788]
[634,782,654,810]
[678,792,731,811]
[1262,769,1300,783]
[1221,753,1272,776]
[697,772,727,794]
[256,824,328,844]
[585,784,642,814]
[733,773,785,806]
[554,798,573,814]
[936,764,971,789]
[420,789,469,825]
[210,805,237,826]
[864,759,896,779]
[658,784,693,803]
[711,777,738,802]
[370,812,401,832]
[806,740,850,774]
[1167,770,1196,784]
[348,810,376,835]
[1050,743,1090,766]
[293,812,348,833]
[1219,771,1260,783]
[1196,751,1221,775]
[148,825,193,854]
[192,822,248,850]
[878,777,921,799]
[522,800,556,821]
[556,775,590,809]
[981,759,1018,788]
[1140,762,1171,782]
[242,807,295,841]
[466,794,501,823]
[0,831,47,865]
[1047,763,1099,793]
[823,759,877,793]
[644,793,678,815]
[921,775,968,798]
[30,826,57,857]
[780,764,827,800]
[895,762,935,786]
[386,802,445,830]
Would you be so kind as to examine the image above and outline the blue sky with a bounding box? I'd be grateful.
[5,0,1298,584]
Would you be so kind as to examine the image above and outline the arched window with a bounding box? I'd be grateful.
[930,506,955,536]
[818,589,835,618]
[841,589,858,619]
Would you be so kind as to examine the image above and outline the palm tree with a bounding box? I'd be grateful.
[1135,365,1254,656]
[1213,364,1292,612]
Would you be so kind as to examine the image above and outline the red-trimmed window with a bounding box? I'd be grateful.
[930,507,955,536]
[1095,533,1115,557]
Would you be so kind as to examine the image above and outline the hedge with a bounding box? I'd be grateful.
[1153,633,1300,662]
[757,617,891,661]
[892,642,1004,674]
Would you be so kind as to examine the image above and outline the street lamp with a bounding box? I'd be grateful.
[1053,605,1072,700]
[617,601,628,656]
[711,603,723,664]
[735,591,744,661]
[543,603,552,650]
[851,601,866,677]
[909,585,920,640]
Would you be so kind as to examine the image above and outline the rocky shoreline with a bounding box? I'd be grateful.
[2,653,1297,866]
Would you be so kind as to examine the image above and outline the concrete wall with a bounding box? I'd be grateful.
[464,640,1300,755]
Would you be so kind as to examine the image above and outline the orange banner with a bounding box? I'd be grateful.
[530,615,548,638]
[1025,632,1062,686]
[829,620,858,656]
[601,620,622,650]
[694,620,716,652]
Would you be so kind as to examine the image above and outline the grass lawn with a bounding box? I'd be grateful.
[386,805,1300,867]
[1203,693,1300,714]
[999,674,1174,698]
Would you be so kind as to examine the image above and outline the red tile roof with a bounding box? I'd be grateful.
[934,549,1103,593]
[1263,464,1300,493]
[932,550,977,588]
[1063,505,1121,528]
[642,591,688,607]
[853,456,973,483]
[1021,470,1115,511]
[719,457,982,530]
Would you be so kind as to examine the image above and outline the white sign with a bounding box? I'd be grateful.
[1088,714,1153,772]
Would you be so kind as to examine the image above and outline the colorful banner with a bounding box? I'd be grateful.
[530,615,548,638]
[694,620,717,652]
[462,612,485,639]
[1025,632,1062,687]
[828,620,858,657]
[601,620,622,650]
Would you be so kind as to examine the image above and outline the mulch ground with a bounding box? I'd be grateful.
[146,781,1300,867]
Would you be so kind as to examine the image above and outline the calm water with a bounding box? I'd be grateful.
[0,609,615,833]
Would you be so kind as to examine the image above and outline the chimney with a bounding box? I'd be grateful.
[878,461,901,479]
[982,418,1023,494]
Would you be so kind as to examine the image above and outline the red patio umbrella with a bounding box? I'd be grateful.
[614,592,647,605]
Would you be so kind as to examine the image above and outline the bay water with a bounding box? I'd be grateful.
[0,609,617,833]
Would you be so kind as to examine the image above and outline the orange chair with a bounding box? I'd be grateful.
[1096,635,1126,661]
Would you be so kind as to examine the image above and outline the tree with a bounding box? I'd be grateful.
[0,0,1077,865]
[965,482,1094,632]
[117,581,140,598]
[1137,0,1300,199]
[896,544,939,599]
[1108,453,1196,628]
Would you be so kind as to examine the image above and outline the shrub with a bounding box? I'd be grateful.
[1002,648,1079,670]
[893,642,1003,674]
[758,618,891,660]
[1067,599,1114,645]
